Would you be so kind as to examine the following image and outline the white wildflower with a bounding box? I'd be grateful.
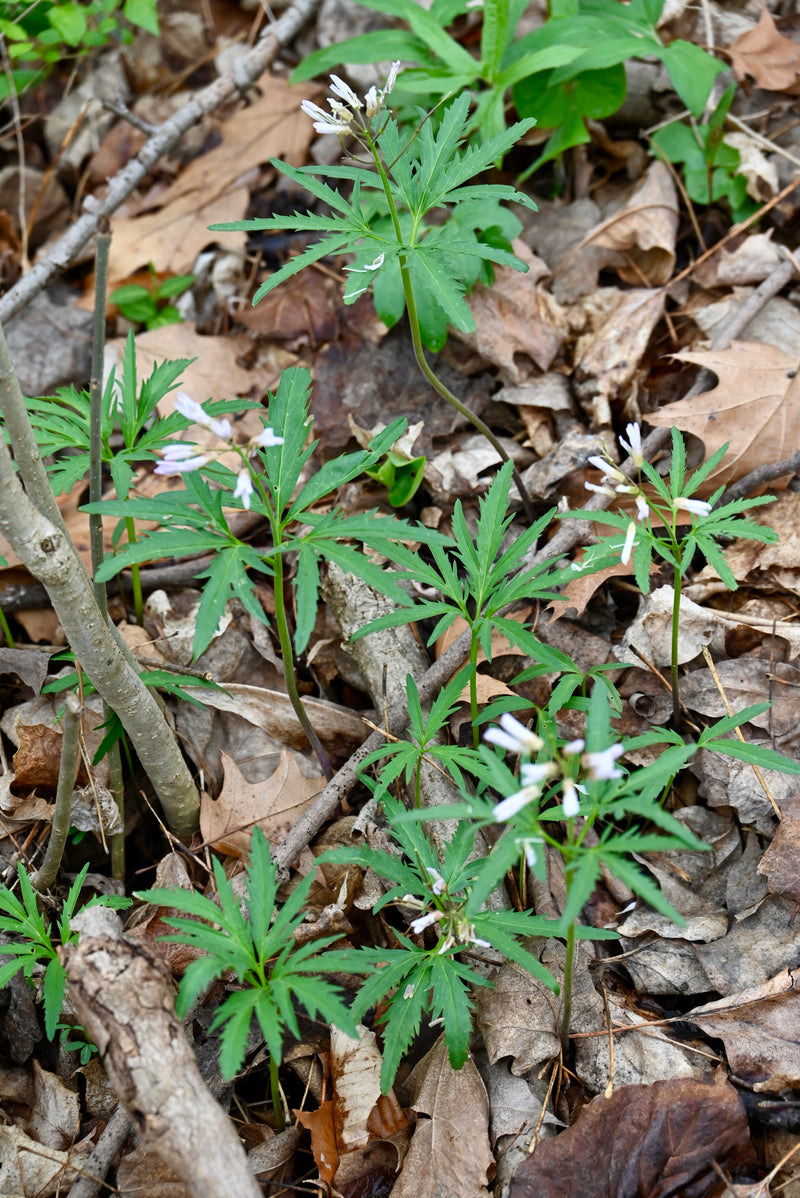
[380,61,402,101]
[585,481,617,498]
[426,867,446,896]
[587,455,627,485]
[636,495,650,522]
[583,743,624,781]
[233,470,254,510]
[562,778,581,818]
[520,761,556,787]
[364,85,379,119]
[620,520,637,565]
[154,450,210,475]
[410,910,443,935]
[674,496,712,517]
[563,739,585,754]
[173,391,231,438]
[619,422,644,467]
[299,99,351,135]
[252,426,284,449]
[484,713,543,756]
[344,252,385,273]
[493,786,540,822]
[329,74,362,109]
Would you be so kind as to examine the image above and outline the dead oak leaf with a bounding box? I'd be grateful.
[200,749,324,857]
[648,341,800,490]
[728,9,800,95]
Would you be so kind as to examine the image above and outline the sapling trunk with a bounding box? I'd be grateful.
[0,324,200,839]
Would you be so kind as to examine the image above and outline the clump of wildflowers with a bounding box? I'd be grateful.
[402,869,491,954]
[300,61,402,138]
[484,716,623,828]
[155,392,283,511]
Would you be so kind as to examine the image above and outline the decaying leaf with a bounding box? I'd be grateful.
[588,161,678,286]
[689,970,800,1091]
[758,793,800,902]
[649,341,800,489]
[728,9,800,94]
[391,1036,493,1198]
[508,1072,754,1197]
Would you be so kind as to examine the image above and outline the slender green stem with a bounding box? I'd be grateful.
[414,759,422,809]
[272,553,333,780]
[671,563,682,730]
[469,631,480,751]
[368,138,538,525]
[124,517,144,626]
[0,604,13,648]
[269,1053,284,1132]
[560,920,576,1058]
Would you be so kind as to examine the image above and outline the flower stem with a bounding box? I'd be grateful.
[469,631,480,751]
[368,139,538,525]
[560,920,576,1058]
[124,517,144,625]
[269,1053,284,1132]
[671,563,682,730]
[272,553,333,780]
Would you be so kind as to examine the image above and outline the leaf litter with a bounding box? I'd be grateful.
[3,1,800,1195]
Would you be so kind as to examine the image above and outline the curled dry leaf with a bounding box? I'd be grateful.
[588,160,678,286]
[508,1072,754,1197]
[757,794,800,902]
[650,341,800,489]
[728,8,800,94]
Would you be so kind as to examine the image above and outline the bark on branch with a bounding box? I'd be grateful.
[0,325,199,837]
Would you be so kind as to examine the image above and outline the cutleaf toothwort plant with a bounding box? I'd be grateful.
[84,367,448,778]
[318,793,614,1092]
[136,827,358,1118]
[210,66,540,517]
[0,861,131,1040]
[398,683,800,1054]
[570,423,778,725]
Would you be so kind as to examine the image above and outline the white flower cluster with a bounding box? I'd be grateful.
[402,872,491,955]
[155,392,283,511]
[300,62,402,136]
[483,713,625,833]
[586,422,712,565]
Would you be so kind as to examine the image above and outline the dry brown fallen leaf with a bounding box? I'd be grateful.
[111,323,257,404]
[508,1072,754,1197]
[200,749,324,857]
[391,1036,494,1198]
[728,8,800,95]
[688,970,800,1091]
[648,340,800,488]
[109,74,317,282]
[587,160,678,286]
[757,792,800,902]
[457,241,568,383]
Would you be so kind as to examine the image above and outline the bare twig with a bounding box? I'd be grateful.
[0,0,321,325]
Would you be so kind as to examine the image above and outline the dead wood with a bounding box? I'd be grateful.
[62,909,261,1198]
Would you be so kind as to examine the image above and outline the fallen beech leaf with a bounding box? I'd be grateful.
[728,9,800,95]
[200,750,324,856]
[757,794,800,902]
[508,1072,754,1197]
[688,969,800,1090]
[112,323,257,405]
[391,1036,493,1198]
[649,341,800,489]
